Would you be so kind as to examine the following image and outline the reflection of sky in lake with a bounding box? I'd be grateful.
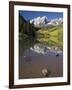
[19,43,63,78]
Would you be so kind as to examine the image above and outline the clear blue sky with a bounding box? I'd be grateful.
[19,10,63,21]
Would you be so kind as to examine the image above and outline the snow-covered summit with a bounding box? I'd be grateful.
[30,16,63,27]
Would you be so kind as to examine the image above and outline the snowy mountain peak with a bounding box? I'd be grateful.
[30,16,63,27]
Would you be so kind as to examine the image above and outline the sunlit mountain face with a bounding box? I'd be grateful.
[30,16,63,28]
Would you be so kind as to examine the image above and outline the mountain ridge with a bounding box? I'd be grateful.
[30,16,63,28]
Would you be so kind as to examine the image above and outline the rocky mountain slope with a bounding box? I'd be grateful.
[30,16,63,27]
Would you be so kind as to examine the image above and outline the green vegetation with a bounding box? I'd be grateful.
[19,14,39,39]
[36,25,63,50]
[19,14,63,51]
[19,14,39,52]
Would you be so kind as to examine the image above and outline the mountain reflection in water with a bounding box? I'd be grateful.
[19,43,63,79]
[23,43,63,58]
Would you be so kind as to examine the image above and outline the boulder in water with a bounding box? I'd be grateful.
[42,68,51,77]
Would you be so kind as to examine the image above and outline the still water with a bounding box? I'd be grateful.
[19,39,63,79]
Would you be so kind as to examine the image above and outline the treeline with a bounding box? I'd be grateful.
[19,14,39,39]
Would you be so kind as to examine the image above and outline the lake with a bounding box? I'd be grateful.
[19,40,63,79]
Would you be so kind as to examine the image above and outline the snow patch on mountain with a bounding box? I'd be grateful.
[30,16,49,27]
[30,16,63,27]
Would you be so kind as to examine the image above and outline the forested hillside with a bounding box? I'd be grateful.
[19,14,39,39]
